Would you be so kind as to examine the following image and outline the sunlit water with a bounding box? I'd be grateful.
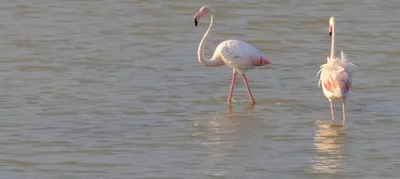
[1,0,400,178]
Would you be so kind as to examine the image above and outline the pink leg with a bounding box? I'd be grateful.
[227,70,237,103]
[342,99,346,125]
[240,73,255,105]
[329,100,334,121]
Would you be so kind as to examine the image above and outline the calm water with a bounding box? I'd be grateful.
[1,0,400,178]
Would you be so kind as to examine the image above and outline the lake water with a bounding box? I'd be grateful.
[1,0,400,178]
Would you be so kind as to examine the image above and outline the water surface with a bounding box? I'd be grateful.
[1,0,400,178]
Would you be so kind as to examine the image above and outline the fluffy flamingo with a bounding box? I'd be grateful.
[317,16,356,125]
[194,6,272,105]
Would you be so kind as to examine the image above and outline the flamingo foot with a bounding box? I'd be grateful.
[249,101,255,106]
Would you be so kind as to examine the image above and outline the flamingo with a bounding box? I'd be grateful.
[194,6,272,105]
[317,16,356,125]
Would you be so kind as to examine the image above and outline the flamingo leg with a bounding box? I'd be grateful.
[227,69,237,103]
[240,73,255,105]
[342,99,346,125]
[329,100,334,121]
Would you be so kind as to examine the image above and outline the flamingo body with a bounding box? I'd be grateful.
[216,40,270,74]
[322,71,351,99]
[194,6,272,105]
[319,53,353,100]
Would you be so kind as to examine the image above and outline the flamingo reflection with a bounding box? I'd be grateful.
[311,121,346,174]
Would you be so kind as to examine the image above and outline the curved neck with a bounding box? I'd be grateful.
[197,13,219,67]
[330,24,335,59]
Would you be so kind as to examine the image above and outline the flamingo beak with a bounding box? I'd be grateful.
[329,25,332,36]
[194,11,204,27]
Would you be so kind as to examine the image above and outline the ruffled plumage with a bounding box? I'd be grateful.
[317,50,357,88]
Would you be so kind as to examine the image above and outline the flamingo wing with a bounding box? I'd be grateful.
[218,40,270,72]
[323,71,352,98]
[338,72,352,94]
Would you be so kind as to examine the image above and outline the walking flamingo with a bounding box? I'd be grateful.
[317,16,356,125]
[194,6,272,105]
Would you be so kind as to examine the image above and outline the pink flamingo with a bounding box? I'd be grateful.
[317,16,356,125]
[194,6,272,105]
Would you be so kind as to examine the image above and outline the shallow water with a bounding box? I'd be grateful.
[1,0,400,178]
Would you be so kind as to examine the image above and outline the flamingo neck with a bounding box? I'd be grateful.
[330,23,336,59]
[197,13,219,67]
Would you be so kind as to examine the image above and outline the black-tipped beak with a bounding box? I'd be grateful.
[194,19,198,26]
[329,32,332,36]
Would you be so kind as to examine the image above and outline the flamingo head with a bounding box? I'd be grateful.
[194,6,213,27]
[329,16,335,36]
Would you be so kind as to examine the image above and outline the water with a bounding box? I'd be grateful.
[0,0,400,178]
